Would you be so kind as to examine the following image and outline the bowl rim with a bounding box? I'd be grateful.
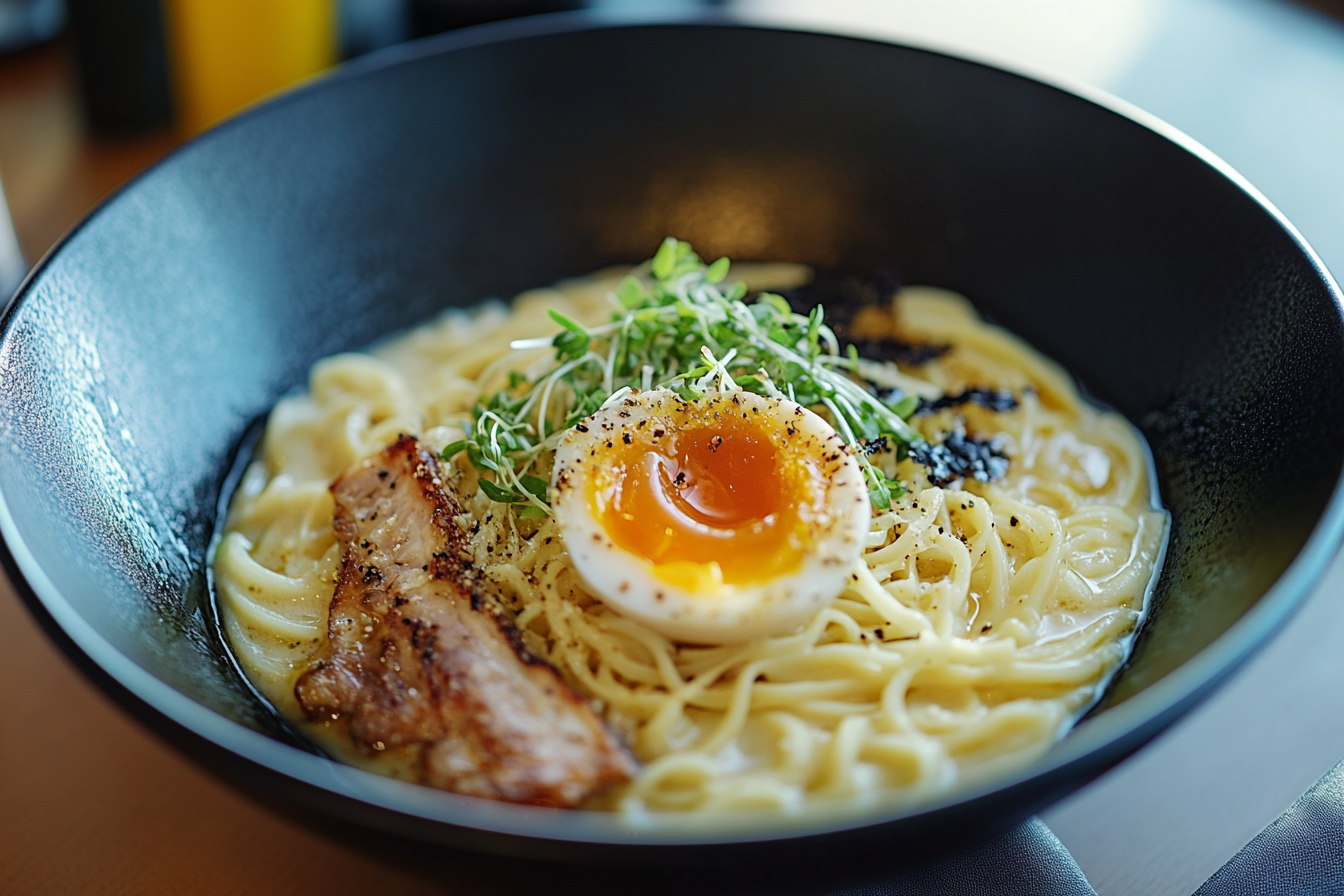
[3,8,1344,849]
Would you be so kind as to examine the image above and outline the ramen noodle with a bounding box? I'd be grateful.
[214,255,1166,815]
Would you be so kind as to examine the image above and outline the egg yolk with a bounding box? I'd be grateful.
[591,414,819,591]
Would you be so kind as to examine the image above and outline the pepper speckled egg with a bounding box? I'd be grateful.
[550,388,871,644]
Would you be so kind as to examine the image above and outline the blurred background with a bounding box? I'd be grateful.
[0,0,1342,279]
[0,0,593,282]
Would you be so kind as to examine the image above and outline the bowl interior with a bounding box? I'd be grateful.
[2,19,1343,849]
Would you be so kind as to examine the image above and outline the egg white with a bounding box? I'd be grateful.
[550,388,871,644]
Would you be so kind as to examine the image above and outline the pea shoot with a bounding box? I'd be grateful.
[442,238,922,514]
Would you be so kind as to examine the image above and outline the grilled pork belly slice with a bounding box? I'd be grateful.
[295,435,634,807]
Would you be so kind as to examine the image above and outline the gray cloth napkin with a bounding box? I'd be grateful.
[489,817,1096,895]
[634,818,1096,896]
[825,817,1096,896]
[1195,758,1344,896]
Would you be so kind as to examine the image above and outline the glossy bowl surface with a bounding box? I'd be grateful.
[3,14,1343,862]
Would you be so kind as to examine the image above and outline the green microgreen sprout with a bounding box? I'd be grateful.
[442,237,921,513]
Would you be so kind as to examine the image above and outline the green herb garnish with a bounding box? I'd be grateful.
[443,238,921,512]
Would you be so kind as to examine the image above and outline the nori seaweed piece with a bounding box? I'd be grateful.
[769,269,949,366]
[908,423,1009,487]
[776,269,904,332]
[851,339,950,367]
[763,270,1011,488]
[915,388,1020,415]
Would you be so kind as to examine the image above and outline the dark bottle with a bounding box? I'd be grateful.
[66,0,173,134]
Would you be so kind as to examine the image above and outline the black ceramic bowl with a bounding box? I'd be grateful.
[2,14,1343,865]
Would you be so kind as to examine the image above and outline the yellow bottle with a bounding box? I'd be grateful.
[163,0,337,135]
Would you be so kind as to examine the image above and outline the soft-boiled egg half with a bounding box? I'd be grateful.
[551,388,871,644]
